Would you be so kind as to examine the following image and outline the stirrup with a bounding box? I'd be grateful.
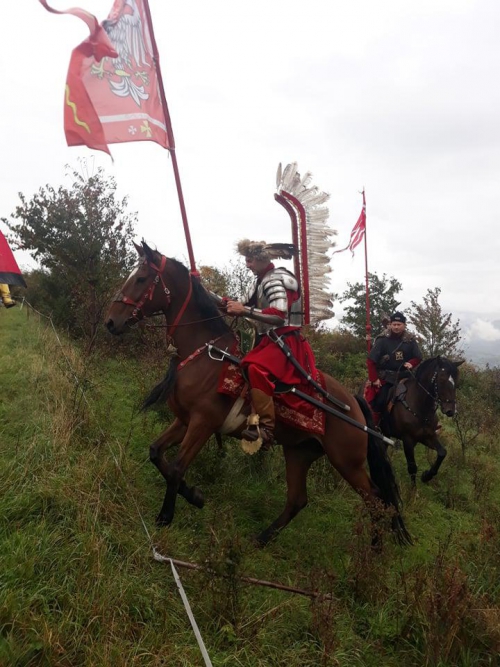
[241,425,274,445]
[241,425,260,442]
[240,413,274,454]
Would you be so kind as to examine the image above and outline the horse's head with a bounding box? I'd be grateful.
[434,356,465,417]
[106,241,170,335]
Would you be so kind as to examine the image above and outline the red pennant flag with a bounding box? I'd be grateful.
[333,191,366,257]
[333,190,366,257]
[39,0,170,155]
[0,231,27,287]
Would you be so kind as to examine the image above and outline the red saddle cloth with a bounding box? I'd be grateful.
[217,341,326,436]
[363,380,378,404]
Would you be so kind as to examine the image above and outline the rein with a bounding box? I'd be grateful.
[114,254,196,336]
[403,363,453,420]
[145,314,227,329]
[398,367,438,422]
[168,276,192,337]
[415,368,439,403]
[115,255,170,325]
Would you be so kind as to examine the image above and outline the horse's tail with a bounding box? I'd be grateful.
[142,358,179,411]
[355,395,412,546]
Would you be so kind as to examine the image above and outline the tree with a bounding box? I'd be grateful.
[199,259,253,300]
[453,363,497,455]
[3,167,136,348]
[408,287,463,358]
[306,326,366,392]
[338,272,402,340]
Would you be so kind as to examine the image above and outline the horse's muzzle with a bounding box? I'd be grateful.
[106,318,124,335]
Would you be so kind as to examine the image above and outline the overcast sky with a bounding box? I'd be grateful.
[2,0,500,354]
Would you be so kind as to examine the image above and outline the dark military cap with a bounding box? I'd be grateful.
[390,311,406,323]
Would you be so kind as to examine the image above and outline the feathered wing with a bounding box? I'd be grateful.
[276,162,337,324]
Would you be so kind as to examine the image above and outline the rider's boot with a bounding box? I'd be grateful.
[241,388,275,449]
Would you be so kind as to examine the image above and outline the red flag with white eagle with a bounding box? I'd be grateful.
[39,0,170,155]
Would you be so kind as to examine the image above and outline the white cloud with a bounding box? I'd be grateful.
[466,319,500,342]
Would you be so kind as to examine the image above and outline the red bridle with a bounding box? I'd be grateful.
[114,255,193,337]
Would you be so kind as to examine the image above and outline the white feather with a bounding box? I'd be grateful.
[276,161,337,323]
[276,163,282,190]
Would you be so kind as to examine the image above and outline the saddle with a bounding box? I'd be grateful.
[364,378,408,414]
[213,341,326,436]
[386,379,409,413]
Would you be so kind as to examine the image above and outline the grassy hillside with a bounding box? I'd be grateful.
[1,308,499,666]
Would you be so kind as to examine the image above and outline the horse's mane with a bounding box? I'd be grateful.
[414,358,438,381]
[415,356,455,382]
[169,258,231,336]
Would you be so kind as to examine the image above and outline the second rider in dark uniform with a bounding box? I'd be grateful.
[367,311,422,426]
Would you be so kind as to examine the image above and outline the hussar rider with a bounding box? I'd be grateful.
[225,239,318,447]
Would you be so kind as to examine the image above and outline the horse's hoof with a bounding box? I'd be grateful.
[252,533,269,549]
[156,514,172,527]
[191,487,205,509]
[421,470,434,483]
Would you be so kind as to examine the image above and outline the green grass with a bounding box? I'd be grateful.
[1,308,499,666]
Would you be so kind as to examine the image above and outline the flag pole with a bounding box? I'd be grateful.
[142,0,198,275]
[362,190,371,353]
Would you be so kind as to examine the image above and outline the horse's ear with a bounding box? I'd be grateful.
[454,360,465,368]
[141,240,156,263]
[133,241,144,257]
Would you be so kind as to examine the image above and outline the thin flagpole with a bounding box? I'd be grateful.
[362,190,371,353]
[142,0,198,275]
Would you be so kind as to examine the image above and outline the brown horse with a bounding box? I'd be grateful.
[106,241,410,545]
[380,357,463,485]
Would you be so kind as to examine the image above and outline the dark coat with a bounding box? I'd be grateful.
[368,331,422,384]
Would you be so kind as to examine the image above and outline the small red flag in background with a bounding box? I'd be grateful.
[0,231,27,287]
[333,191,366,257]
[39,0,170,155]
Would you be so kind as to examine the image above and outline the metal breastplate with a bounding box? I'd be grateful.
[252,268,302,333]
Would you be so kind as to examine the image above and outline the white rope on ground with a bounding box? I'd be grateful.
[169,560,214,667]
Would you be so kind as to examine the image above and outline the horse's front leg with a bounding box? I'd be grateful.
[149,418,206,509]
[421,435,447,483]
[402,437,418,487]
[149,418,187,479]
[255,441,322,546]
[156,418,214,527]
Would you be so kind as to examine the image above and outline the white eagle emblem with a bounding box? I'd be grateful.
[92,0,154,107]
